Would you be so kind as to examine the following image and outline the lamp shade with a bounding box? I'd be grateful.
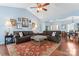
[5,20,12,28]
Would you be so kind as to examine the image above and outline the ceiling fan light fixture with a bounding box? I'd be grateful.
[30,3,50,12]
[37,8,43,11]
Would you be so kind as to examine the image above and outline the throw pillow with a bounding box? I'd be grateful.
[19,32,23,37]
[52,32,56,36]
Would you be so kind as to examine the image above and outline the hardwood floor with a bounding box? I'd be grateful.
[0,38,79,56]
[50,38,79,56]
[0,45,9,56]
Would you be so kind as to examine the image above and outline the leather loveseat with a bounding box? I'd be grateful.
[43,31,61,43]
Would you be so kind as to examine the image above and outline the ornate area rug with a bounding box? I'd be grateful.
[7,41,60,56]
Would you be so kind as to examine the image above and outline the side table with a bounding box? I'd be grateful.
[5,34,14,45]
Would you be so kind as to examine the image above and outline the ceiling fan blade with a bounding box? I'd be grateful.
[37,3,41,7]
[42,8,47,11]
[30,7,37,8]
[42,3,50,7]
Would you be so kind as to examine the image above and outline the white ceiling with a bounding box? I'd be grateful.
[0,3,79,21]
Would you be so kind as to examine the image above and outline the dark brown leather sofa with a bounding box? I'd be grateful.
[14,31,61,44]
[43,31,61,43]
[14,31,34,44]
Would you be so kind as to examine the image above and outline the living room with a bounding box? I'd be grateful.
[0,3,79,56]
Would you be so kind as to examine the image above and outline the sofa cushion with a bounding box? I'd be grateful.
[14,32,20,37]
[15,35,31,44]
[43,31,61,36]
[28,31,33,35]
[23,32,28,36]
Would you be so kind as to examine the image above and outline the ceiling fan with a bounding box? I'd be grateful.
[30,3,50,12]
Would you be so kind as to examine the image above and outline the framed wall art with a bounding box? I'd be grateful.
[16,18,22,29]
[10,19,16,27]
[22,17,29,27]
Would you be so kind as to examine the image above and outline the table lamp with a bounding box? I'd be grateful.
[5,20,12,34]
